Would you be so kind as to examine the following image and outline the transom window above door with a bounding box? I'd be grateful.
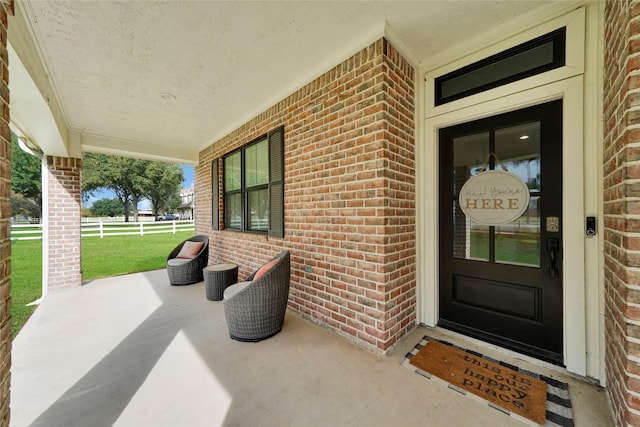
[435,28,566,105]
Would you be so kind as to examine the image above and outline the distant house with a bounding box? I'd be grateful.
[177,187,193,220]
[137,210,154,219]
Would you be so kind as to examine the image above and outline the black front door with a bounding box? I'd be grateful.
[438,100,563,365]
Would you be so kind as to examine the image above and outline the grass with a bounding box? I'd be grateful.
[10,239,42,338]
[10,231,195,337]
[81,232,194,280]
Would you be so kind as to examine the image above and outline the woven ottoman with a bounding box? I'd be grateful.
[203,263,238,301]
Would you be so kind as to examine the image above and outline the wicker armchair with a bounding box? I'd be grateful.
[223,251,291,342]
[166,235,209,285]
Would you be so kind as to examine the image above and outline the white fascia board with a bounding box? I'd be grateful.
[8,42,68,157]
[8,2,69,157]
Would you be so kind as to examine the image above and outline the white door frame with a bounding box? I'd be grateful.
[417,77,586,376]
[415,7,596,378]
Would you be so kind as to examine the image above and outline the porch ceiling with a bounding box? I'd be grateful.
[7,0,567,165]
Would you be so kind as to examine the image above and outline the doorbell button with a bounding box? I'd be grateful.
[586,216,596,237]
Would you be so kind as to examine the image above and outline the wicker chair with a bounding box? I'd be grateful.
[223,251,291,342]
[166,235,209,285]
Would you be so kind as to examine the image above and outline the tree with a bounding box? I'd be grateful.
[166,192,183,214]
[82,153,184,222]
[142,162,184,218]
[90,198,125,217]
[11,194,40,220]
[11,133,42,220]
[82,154,150,222]
[122,157,149,222]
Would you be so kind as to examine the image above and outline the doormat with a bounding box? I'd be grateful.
[402,335,574,427]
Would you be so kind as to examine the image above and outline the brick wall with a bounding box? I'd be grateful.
[0,3,9,424]
[196,38,416,352]
[45,157,82,291]
[604,0,640,425]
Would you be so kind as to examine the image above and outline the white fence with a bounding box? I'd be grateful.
[11,220,195,241]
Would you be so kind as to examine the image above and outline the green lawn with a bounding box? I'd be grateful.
[81,232,194,279]
[10,231,194,337]
[10,239,42,338]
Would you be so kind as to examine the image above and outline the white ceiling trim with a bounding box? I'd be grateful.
[80,132,199,165]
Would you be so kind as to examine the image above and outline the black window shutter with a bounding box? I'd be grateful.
[268,126,285,238]
[211,158,219,230]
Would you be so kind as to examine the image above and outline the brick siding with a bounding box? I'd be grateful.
[604,0,640,425]
[0,3,9,425]
[195,38,416,352]
[45,156,82,291]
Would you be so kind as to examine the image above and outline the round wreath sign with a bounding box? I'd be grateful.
[459,170,530,226]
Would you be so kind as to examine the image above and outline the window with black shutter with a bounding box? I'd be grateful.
[222,126,284,237]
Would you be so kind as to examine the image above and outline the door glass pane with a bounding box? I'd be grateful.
[494,122,541,267]
[248,189,268,231]
[453,132,490,195]
[454,200,487,260]
[453,200,489,261]
[495,121,541,190]
[495,197,541,266]
[453,132,490,260]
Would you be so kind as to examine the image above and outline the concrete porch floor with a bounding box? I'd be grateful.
[11,270,614,427]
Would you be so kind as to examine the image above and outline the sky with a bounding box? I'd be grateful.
[85,164,194,209]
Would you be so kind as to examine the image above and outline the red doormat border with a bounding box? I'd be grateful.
[401,335,574,427]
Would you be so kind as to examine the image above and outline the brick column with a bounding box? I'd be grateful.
[43,156,82,291]
[604,1,640,425]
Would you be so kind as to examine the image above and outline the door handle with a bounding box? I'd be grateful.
[547,238,560,278]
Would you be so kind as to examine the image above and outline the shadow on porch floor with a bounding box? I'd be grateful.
[11,269,613,426]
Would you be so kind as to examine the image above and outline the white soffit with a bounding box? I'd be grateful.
[8,1,560,163]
